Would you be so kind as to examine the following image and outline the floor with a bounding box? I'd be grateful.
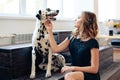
[99,47,120,80]
[113,48,120,62]
[111,48,120,80]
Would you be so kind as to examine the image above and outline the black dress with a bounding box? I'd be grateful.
[69,37,100,80]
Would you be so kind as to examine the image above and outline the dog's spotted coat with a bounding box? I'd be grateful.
[30,8,66,79]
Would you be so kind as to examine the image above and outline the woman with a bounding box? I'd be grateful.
[44,11,100,80]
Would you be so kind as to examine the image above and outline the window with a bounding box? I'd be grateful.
[47,0,94,19]
[26,0,37,15]
[0,0,94,19]
[26,0,44,16]
[0,0,41,16]
[98,0,117,22]
[47,0,62,18]
[0,0,19,15]
[63,0,75,18]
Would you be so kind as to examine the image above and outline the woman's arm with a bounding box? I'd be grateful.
[44,20,70,53]
[61,48,99,74]
[48,32,70,53]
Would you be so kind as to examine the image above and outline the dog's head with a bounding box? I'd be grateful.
[36,8,59,23]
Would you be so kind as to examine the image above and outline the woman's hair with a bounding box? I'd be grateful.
[72,11,98,39]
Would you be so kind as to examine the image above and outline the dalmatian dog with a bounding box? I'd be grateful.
[30,8,66,79]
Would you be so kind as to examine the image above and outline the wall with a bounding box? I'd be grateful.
[116,0,120,19]
[0,17,74,45]
[0,17,35,35]
[0,17,74,35]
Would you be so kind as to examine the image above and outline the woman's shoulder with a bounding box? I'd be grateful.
[87,38,99,49]
[89,38,98,42]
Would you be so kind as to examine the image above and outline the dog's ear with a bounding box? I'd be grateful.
[38,10,41,14]
[46,8,51,11]
[36,14,41,20]
[36,10,41,20]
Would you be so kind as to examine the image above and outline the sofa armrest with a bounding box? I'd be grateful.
[99,46,113,73]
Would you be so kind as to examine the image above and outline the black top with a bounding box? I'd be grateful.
[68,36,100,80]
[69,38,99,67]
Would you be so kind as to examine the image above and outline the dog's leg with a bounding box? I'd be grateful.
[30,24,39,79]
[45,48,52,78]
[52,54,66,71]
[30,47,36,79]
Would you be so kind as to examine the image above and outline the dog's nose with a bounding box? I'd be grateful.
[56,10,59,13]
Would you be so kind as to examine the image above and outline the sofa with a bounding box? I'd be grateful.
[0,43,113,79]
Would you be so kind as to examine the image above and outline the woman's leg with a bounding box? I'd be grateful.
[64,71,84,80]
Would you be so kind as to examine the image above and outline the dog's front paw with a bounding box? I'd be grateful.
[30,73,35,79]
[45,72,51,78]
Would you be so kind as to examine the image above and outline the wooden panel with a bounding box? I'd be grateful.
[0,44,32,78]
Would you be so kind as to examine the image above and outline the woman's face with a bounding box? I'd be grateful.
[74,16,83,31]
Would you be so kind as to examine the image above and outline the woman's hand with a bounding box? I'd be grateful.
[61,66,74,73]
[44,20,53,34]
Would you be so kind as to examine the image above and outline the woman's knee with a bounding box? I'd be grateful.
[64,72,84,80]
[64,72,72,80]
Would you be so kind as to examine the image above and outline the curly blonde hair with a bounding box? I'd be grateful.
[72,11,98,39]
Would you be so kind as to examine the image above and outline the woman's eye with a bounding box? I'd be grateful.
[75,16,81,21]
